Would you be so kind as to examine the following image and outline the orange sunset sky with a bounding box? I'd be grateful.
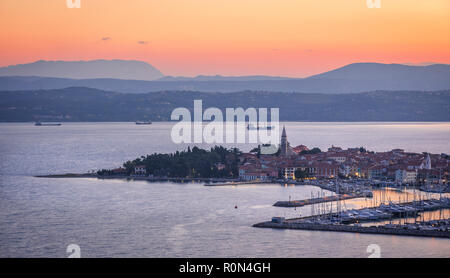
[0,0,449,77]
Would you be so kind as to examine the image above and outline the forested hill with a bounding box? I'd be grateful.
[0,87,449,122]
[1,63,449,93]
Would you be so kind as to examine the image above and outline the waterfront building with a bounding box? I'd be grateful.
[340,164,353,177]
[134,165,147,176]
[240,169,277,181]
[367,165,385,179]
[308,161,339,178]
[283,166,297,180]
[417,169,447,184]
[395,169,417,184]
[240,172,262,181]
[111,167,127,175]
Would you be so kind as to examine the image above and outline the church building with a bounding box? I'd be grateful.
[279,126,296,157]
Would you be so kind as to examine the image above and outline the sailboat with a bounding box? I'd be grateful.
[135,120,152,125]
[34,121,61,126]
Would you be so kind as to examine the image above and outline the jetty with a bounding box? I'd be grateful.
[253,219,450,238]
[273,191,372,207]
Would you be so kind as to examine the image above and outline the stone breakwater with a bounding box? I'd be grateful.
[252,221,450,238]
[273,192,372,207]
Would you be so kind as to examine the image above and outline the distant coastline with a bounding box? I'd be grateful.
[4,120,450,123]
[1,88,450,122]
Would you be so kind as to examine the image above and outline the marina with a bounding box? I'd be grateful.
[254,197,450,238]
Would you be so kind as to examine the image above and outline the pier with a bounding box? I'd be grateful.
[273,192,372,207]
[253,220,450,238]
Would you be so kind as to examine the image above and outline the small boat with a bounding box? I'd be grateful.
[135,121,152,125]
[247,124,274,130]
[35,122,61,126]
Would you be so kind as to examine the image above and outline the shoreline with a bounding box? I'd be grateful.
[35,173,242,184]
[35,173,97,178]
[253,221,450,239]
[35,174,447,193]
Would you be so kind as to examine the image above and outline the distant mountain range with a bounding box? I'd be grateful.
[0,61,449,94]
[0,60,163,81]
[157,75,295,81]
[1,87,449,122]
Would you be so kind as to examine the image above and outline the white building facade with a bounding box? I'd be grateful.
[395,169,417,184]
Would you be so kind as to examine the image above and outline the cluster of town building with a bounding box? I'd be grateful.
[238,127,449,185]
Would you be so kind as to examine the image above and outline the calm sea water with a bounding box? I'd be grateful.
[0,122,449,257]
